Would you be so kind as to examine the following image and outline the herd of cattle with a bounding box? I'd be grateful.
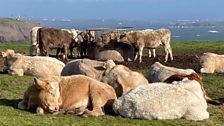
[2,44,224,120]
[29,27,173,63]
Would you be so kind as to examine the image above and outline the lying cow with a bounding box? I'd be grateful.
[147,62,195,82]
[147,62,222,105]
[61,59,115,80]
[113,79,209,120]
[198,52,224,73]
[2,49,65,78]
[18,75,117,117]
[164,73,222,105]
[101,63,149,97]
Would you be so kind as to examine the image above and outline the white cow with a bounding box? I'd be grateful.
[2,49,65,78]
[29,26,42,56]
[113,79,209,120]
[147,62,222,105]
[199,52,224,73]
[147,62,195,82]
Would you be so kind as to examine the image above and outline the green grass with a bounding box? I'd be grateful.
[0,42,30,54]
[1,41,224,126]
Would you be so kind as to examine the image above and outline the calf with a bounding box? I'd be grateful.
[18,75,117,117]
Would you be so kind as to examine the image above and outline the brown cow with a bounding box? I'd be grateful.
[18,75,117,116]
[164,73,222,105]
[38,27,73,60]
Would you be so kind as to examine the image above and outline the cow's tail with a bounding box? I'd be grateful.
[205,95,223,105]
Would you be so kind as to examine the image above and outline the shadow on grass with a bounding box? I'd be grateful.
[0,98,21,109]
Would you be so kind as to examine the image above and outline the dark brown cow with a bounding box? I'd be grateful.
[38,28,73,60]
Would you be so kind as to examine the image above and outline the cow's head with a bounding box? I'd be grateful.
[118,33,128,42]
[2,49,15,58]
[33,78,61,113]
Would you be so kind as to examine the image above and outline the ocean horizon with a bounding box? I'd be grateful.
[32,19,224,41]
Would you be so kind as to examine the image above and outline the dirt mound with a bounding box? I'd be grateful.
[0,18,40,42]
[118,54,198,71]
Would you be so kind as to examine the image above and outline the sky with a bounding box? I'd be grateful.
[0,0,224,21]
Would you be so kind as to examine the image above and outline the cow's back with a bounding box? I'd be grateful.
[113,80,209,120]
[39,28,72,49]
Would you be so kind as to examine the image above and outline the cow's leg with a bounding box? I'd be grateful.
[18,100,27,110]
[8,69,24,76]
[63,45,68,61]
[56,49,60,59]
[164,46,169,62]
[168,46,173,61]
[152,49,156,57]
[29,46,33,56]
[139,47,143,63]
[36,44,40,56]
[134,47,139,61]
[82,107,104,117]
[69,45,73,58]
[148,49,152,57]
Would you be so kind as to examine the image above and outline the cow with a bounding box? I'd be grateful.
[101,64,149,97]
[29,26,42,56]
[197,52,224,73]
[164,73,223,105]
[18,75,117,117]
[2,49,65,78]
[147,62,195,82]
[113,79,209,120]
[76,32,88,57]
[96,31,120,47]
[61,59,116,80]
[147,62,222,105]
[119,28,173,62]
[38,27,73,60]
[61,29,80,57]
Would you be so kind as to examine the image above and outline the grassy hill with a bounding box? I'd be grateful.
[0,18,40,42]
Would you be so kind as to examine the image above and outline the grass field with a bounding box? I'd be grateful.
[0,41,224,126]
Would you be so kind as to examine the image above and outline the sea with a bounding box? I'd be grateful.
[33,19,224,41]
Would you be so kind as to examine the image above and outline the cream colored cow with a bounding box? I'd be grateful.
[101,64,148,97]
[199,52,224,73]
[18,75,117,117]
[2,49,65,78]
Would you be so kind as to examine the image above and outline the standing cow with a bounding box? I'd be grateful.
[38,27,73,61]
[29,26,42,56]
[119,28,173,63]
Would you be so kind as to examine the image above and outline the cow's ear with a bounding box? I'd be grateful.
[34,78,48,90]
[1,51,6,57]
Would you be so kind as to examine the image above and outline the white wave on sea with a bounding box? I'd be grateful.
[208,30,219,33]
[172,35,181,38]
